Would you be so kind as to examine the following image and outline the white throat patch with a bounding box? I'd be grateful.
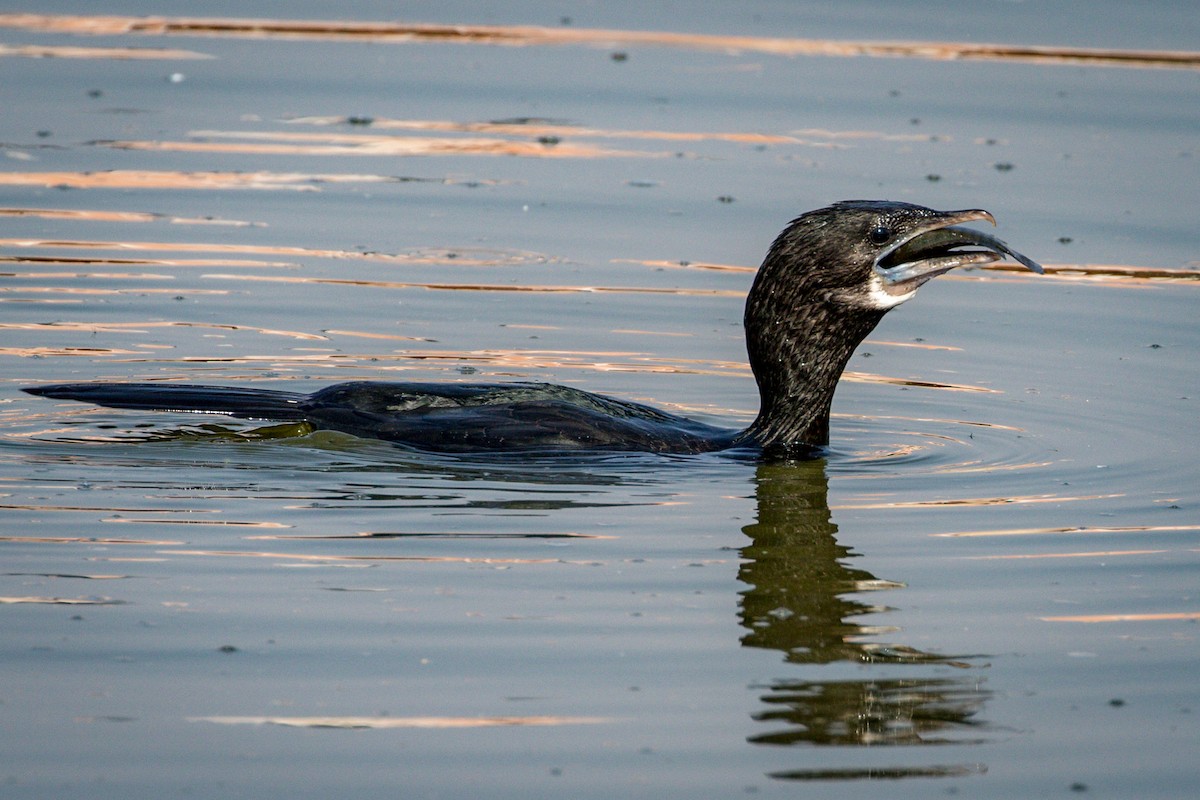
[862,271,917,310]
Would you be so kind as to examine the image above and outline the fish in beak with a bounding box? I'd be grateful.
[876,208,1044,295]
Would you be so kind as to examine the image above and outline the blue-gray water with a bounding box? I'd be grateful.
[1,3,1197,798]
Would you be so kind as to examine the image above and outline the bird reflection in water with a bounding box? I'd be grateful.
[738,461,991,779]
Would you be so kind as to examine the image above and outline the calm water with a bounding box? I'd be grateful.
[1,3,1198,798]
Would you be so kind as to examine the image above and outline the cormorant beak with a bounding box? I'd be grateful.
[874,209,1044,294]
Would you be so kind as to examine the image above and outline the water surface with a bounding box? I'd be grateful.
[1,3,1197,798]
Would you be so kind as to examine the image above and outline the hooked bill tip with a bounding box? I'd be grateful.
[949,209,996,227]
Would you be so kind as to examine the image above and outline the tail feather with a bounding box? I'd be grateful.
[23,382,309,421]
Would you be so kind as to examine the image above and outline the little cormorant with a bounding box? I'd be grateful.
[23,201,1042,458]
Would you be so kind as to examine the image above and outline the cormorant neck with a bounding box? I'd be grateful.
[737,270,887,456]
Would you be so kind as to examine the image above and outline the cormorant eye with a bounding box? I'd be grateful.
[868,225,893,245]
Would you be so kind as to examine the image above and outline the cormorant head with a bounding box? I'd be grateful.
[742,200,1042,453]
[760,200,1043,312]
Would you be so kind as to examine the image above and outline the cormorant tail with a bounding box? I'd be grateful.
[22,382,309,421]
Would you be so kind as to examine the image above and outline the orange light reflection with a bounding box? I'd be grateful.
[1,14,1195,70]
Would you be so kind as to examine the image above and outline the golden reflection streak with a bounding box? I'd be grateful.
[0,535,182,545]
[980,263,1200,285]
[0,43,210,59]
[6,272,172,280]
[966,549,1167,560]
[348,347,713,360]
[2,287,228,297]
[290,116,911,144]
[0,345,154,355]
[0,346,153,357]
[403,349,747,372]
[166,549,560,564]
[867,340,963,352]
[0,208,153,222]
[930,460,1055,475]
[841,371,998,393]
[617,258,757,274]
[933,524,1200,538]
[199,272,744,297]
[100,136,665,159]
[5,573,128,579]
[104,519,291,528]
[246,532,612,540]
[94,347,746,379]
[837,493,1121,510]
[94,354,366,364]
[0,207,262,226]
[101,559,169,565]
[324,329,437,342]
[0,298,83,305]
[0,238,548,266]
[3,259,291,268]
[188,715,612,729]
[1040,612,1200,623]
[88,349,685,365]
[0,321,327,340]
[0,170,407,191]
[0,502,216,513]
[199,127,680,151]
[0,596,124,605]
[2,286,125,296]
[610,329,692,337]
[0,14,1194,70]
